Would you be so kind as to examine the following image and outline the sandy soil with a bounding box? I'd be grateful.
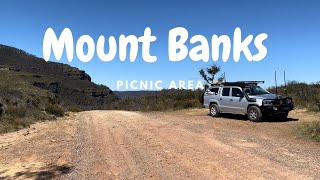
[0,109,319,179]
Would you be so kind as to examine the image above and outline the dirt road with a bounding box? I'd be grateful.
[0,109,319,179]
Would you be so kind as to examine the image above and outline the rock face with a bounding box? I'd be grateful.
[0,45,93,82]
[0,44,118,110]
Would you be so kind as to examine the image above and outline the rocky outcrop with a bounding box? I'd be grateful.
[0,45,93,82]
[0,44,117,110]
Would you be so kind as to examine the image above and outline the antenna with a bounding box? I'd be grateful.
[275,71,278,99]
[284,71,288,96]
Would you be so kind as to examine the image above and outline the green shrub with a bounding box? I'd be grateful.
[296,121,320,142]
[111,89,203,112]
[45,104,64,117]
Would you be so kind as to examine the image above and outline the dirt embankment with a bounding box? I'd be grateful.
[0,109,319,179]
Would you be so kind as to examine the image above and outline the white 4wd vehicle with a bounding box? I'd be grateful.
[202,81,294,122]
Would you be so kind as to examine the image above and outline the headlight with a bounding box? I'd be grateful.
[263,99,274,106]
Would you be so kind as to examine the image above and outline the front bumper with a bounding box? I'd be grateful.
[260,104,294,114]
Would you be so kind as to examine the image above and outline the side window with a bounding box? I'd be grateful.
[210,88,219,95]
[222,88,230,96]
[243,87,251,95]
[232,88,243,97]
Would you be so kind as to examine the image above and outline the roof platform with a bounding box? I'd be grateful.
[211,81,264,87]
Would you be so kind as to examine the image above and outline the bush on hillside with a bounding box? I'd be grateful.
[45,104,64,117]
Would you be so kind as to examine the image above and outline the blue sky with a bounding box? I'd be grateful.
[0,0,319,90]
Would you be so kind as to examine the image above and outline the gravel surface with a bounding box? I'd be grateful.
[0,109,319,179]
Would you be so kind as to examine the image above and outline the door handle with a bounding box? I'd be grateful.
[230,99,233,101]
[220,98,222,100]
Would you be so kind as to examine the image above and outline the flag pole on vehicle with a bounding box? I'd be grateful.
[275,71,278,99]
[284,71,288,96]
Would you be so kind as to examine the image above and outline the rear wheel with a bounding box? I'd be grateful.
[247,106,263,122]
[209,104,220,117]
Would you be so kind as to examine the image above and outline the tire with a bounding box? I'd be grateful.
[209,104,220,117]
[247,106,263,122]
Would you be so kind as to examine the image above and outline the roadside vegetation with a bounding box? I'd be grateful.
[0,80,63,133]
[111,89,203,111]
[296,121,320,142]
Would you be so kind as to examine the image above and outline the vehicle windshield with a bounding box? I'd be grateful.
[243,86,269,95]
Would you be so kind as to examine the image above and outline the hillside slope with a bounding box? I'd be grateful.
[0,44,117,132]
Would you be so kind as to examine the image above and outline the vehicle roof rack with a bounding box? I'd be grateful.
[211,81,264,87]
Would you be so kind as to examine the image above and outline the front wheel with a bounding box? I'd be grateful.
[247,106,263,122]
[209,104,220,117]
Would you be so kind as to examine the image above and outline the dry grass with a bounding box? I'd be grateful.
[296,121,320,142]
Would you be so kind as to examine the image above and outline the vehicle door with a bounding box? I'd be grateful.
[229,87,247,113]
[219,87,232,112]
